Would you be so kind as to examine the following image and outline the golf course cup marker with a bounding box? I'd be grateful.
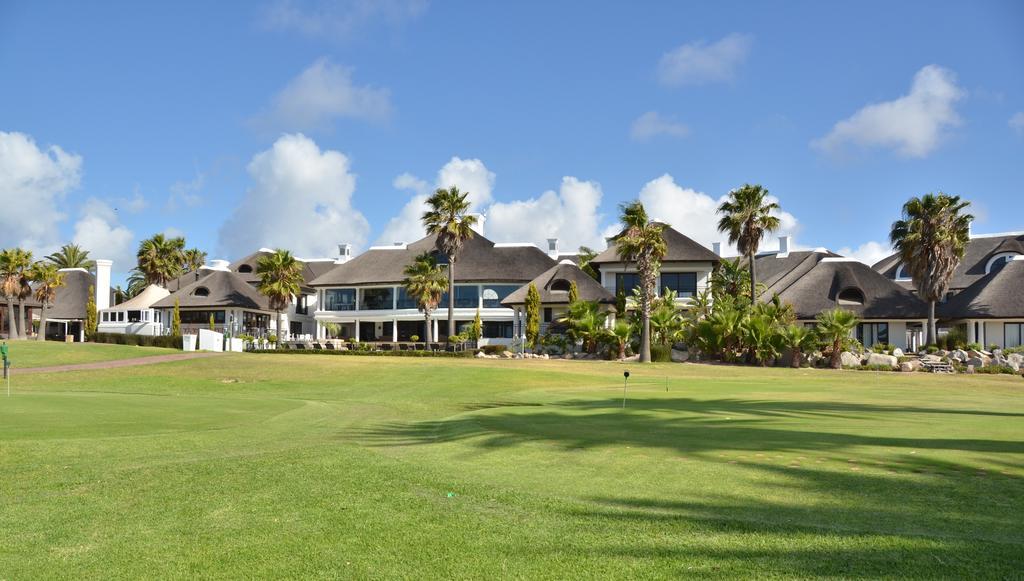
[622,370,630,408]
[2,341,9,396]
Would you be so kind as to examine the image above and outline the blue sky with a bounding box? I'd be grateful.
[1,0,1022,281]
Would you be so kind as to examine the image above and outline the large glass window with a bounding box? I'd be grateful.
[396,288,418,309]
[323,289,356,311]
[616,273,640,295]
[856,323,889,348]
[481,285,519,308]
[1005,323,1023,348]
[483,321,514,338]
[440,285,480,309]
[179,310,226,325]
[360,288,394,310]
[661,272,697,297]
[243,311,270,332]
[127,310,142,323]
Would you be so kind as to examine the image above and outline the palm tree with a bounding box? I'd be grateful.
[136,234,186,287]
[256,249,304,342]
[562,299,608,353]
[605,319,632,360]
[781,324,815,368]
[402,252,449,344]
[889,193,973,346]
[577,246,600,281]
[15,250,34,339]
[182,248,207,281]
[125,268,148,298]
[45,243,94,271]
[421,186,477,342]
[716,184,782,305]
[31,262,66,342]
[614,201,667,363]
[816,307,859,369]
[710,257,751,302]
[0,249,21,339]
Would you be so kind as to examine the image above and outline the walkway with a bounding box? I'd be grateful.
[17,352,223,375]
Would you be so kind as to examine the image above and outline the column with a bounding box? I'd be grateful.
[432,318,439,342]
[392,318,399,342]
[354,319,360,341]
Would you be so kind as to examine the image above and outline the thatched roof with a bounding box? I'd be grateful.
[940,257,1024,319]
[502,260,615,306]
[590,223,720,265]
[873,232,1024,291]
[44,269,95,320]
[153,269,272,311]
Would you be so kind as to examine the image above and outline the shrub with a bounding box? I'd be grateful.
[249,349,474,358]
[92,332,183,349]
[650,344,672,362]
[481,344,507,355]
[987,343,1000,352]
[974,365,1018,375]
[924,344,939,354]
[871,342,891,354]
[853,363,898,372]
[1004,346,1024,355]
[410,335,420,342]
[945,326,967,350]
[966,342,982,352]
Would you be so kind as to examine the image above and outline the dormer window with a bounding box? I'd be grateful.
[894,264,911,281]
[550,279,572,292]
[193,287,210,297]
[985,252,1019,274]
[837,288,864,306]
[238,264,253,273]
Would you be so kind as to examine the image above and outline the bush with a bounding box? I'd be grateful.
[650,344,672,362]
[850,363,898,372]
[871,342,891,354]
[924,344,939,354]
[248,349,474,358]
[481,344,507,355]
[92,332,183,349]
[974,365,1018,375]
[966,342,982,352]
[1004,346,1024,355]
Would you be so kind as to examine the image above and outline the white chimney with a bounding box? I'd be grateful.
[337,243,353,263]
[778,236,790,257]
[712,242,722,256]
[468,213,486,236]
[94,259,112,310]
[202,259,231,272]
[547,238,560,260]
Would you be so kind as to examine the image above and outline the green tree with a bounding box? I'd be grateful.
[743,314,781,366]
[85,285,97,340]
[470,308,483,344]
[605,319,632,360]
[256,249,305,343]
[171,298,182,336]
[182,248,207,284]
[568,280,579,304]
[421,186,477,342]
[614,201,667,363]
[0,249,23,339]
[562,299,608,353]
[577,246,600,281]
[781,324,815,368]
[889,192,973,346]
[711,257,752,301]
[816,308,859,369]
[15,249,34,339]
[31,262,65,342]
[209,313,216,331]
[716,184,782,305]
[402,252,449,344]
[136,233,186,287]
[525,282,541,351]
[45,243,94,271]
[126,268,148,297]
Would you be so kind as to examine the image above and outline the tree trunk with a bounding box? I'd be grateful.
[748,249,757,305]
[830,339,842,369]
[791,349,801,368]
[424,312,432,343]
[276,311,283,345]
[447,259,455,343]
[17,300,26,339]
[618,341,626,360]
[6,302,16,340]
[37,303,48,341]
[640,314,652,363]
[926,300,936,346]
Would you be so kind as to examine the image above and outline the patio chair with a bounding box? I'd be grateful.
[324,342,336,350]
[312,342,324,350]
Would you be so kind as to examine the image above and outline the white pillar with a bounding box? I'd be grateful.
[392,318,398,342]
[432,318,438,342]
[94,259,112,310]
[354,319,360,341]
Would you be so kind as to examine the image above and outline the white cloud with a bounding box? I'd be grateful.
[657,33,752,86]
[630,111,690,141]
[436,157,494,209]
[813,65,965,158]
[252,58,392,133]
[376,175,430,246]
[1010,112,1024,136]
[122,187,147,213]
[636,174,800,257]
[218,133,370,258]
[163,227,186,239]
[167,173,205,210]
[260,0,426,40]
[71,198,135,268]
[0,131,82,252]
[486,177,605,252]
[837,240,892,266]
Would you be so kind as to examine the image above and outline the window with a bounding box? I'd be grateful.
[193,287,210,297]
[615,273,640,295]
[895,264,911,281]
[856,323,889,348]
[179,310,225,325]
[237,264,253,273]
[243,311,269,332]
[483,321,514,339]
[1006,323,1023,348]
[440,285,479,309]
[544,307,553,323]
[295,295,309,315]
[360,288,394,310]
[550,279,572,292]
[481,285,519,308]
[661,272,697,297]
[396,288,418,309]
[986,253,1019,274]
[116,311,125,322]
[127,310,142,323]
[323,289,356,311]
[101,312,109,322]
[838,288,865,306]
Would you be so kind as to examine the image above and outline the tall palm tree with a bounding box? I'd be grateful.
[816,307,859,369]
[710,257,751,302]
[45,243,95,271]
[256,249,304,342]
[402,252,449,344]
[615,201,667,363]
[421,186,477,341]
[125,268,148,298]
[15,250,34,339]
[182,248,207,280]
[0,249,21,339]
[889,193,973,346]
[31,262,66,342]
[577,246,600,281]
[716,184,782,305]
[136,234,186,287]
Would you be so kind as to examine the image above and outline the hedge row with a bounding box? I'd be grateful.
[91,332,182,349]
[248,349,475,358]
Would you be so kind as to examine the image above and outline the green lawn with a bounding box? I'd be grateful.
[1,355,1022,578]
[0,340,178,369]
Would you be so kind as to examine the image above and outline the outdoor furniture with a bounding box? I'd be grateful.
[380,343,394,352]
[398,343,410,351]
[294,343,306,350]
[312,342,323,350]
[324,342,336,350]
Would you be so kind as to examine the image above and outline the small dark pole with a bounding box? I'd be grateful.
[622,370,630,408]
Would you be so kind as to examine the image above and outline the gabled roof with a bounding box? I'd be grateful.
[771,258,927,320]
[501,260,615,306]
[748,249,843,291]
[153,270,272,311]
[45,269,95,320]
[873,232,1024,291]
[940,257,1024,319]
[310,234,556,287]
[590,223,720,265]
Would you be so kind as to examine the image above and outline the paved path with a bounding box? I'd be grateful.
[17,352,224,375]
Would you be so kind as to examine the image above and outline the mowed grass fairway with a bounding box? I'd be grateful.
[2,341,178,369]
[1,353,1022,578]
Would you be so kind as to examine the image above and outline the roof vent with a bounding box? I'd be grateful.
[337,243,353,264]
[778,236,790,258]
[547,238,559,260]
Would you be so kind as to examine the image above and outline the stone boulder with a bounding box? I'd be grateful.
[892,348,904,358]
[866,352,899,369]
[670,349,689,363]
[949,349,968,362]
[965,356,986,368]
[900,359,922,373]
[840,351,862,367]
